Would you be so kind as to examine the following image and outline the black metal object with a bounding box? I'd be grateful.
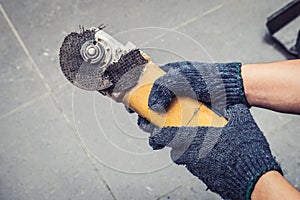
[266,0,300,34]
[296,30,300,57]
[266,0,300,57]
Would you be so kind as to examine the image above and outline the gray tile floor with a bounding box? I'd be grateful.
[0,0,299,199]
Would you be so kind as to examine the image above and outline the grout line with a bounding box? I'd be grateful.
[0,4,117,199]
[0,3,73,122]
[156,178,194,200]
[49,91,118,200]
[0,92,50,120]
[0,82,69,121]
[141,3,224,47]
[50,93,71,124]
[0,3,51,92]
[173,3,223,30]
[93,167,118,200]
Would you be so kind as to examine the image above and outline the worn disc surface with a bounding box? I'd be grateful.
[59,29,112,91]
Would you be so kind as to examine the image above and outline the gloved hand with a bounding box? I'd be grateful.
[147,61,249,116]
[138,104,282,199]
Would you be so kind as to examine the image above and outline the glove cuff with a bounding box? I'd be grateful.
[223,147,282,200]
[244,154,283,200]
[218,62,251,108]
[237,64,251,107]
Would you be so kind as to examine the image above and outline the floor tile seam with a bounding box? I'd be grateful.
[140,2,224,47]
[49,93,118,200]
[0,81,69,121]
[0,91,50,121]
[155,177,194,200]
[0,3,51,93]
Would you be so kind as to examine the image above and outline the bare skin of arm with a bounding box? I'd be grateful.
[241,59,300,114]
[241,59,300,199]
[251,171,300,200]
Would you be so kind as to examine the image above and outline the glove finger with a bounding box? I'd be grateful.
[150,126,223,165]
[148,67,199,112]
[149,126,205,150]
[124,105,135,113]
[172,126,224,165]
[137,115,157,134]
[160,63,173,72]
[148,127,178,150]
[160,61,192,72]
[148,77,174,112]
[225,104,255,125]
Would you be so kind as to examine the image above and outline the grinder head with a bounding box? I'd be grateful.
[59,26,137,91]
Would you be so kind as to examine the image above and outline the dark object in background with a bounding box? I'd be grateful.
[266,0,300,58]
[296,30,300,58]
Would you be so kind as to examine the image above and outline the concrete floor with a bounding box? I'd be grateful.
[0,0,299,199]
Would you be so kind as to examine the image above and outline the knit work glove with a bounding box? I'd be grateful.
[137,104,282,199]
[147,61,249,116]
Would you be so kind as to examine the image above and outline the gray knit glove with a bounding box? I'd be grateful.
[138,104,282,200]
[148,61,249,116]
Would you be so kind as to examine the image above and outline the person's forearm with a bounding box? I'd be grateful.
[251,171,300,200]
[241,59,300,114]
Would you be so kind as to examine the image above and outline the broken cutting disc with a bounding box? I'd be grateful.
[59,29,113,91]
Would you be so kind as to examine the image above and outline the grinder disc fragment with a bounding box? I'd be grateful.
[59,29,112,91]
